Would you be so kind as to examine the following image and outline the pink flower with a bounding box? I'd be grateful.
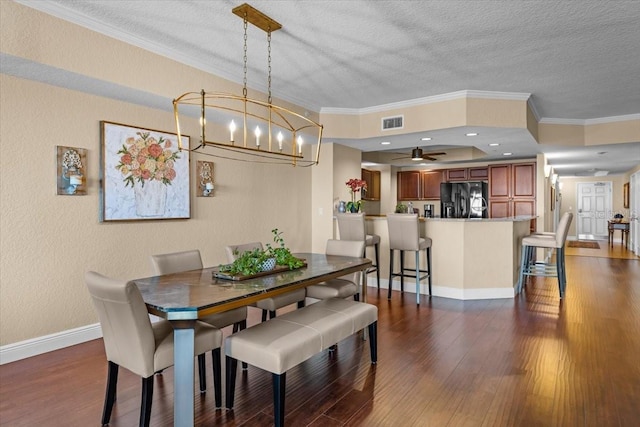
[148,143,163,158]
[121,153,132,165]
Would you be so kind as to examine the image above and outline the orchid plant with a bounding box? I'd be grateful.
[345,178,367,213]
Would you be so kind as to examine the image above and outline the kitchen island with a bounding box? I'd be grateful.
[338,216,533,300]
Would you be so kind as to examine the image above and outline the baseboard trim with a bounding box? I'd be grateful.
[0,323,102,365]
[368,278,515,300]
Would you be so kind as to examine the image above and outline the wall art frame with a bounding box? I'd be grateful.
[100,121,190,221]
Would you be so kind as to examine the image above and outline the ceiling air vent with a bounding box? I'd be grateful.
[382,115,404,130]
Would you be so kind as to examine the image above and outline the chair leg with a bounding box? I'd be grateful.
[427,247,432,296]
[374,243,380,289]
[101,361,119,425]
[212,348,222,408]
[269,310,277,320]
[517,245,528,294]
[140,376,154,427]
[273,372,286,427]
[415,250,421,305]
[388,250,394,299]
[557,247,565,298]
[197,353,206,393]
[225,356,238,409]
[297,300,305,309]
[368,321,378,364]
[261,310,268,322]
[239,320,248,370]
[399,250,405,293]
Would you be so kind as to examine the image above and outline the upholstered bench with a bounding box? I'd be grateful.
[225,298,378,426]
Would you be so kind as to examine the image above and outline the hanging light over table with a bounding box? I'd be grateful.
[173,3,323,166]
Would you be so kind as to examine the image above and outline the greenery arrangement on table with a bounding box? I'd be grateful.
[219,228,304,276]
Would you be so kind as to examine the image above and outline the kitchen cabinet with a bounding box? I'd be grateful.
[361,168,381,201]
[468,167,489,180]
[488,162,536,227]
[421,170,444,199]
[397,171,421,200]
[397,170,443,200]
[446,168,467,181]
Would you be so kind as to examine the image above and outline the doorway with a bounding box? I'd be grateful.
[631,171,639,255]
[576,182,611,240]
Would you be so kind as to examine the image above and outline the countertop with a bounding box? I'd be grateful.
[360,214,536,222]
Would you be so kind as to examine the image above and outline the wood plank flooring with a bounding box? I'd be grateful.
[1,244,638,426]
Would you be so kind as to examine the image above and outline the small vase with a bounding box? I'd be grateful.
[350,205,359,213]
[338,201,346,213]
[261,258,277,272]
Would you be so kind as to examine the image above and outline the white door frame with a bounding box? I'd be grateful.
[631,171,640,255]
[576,181,612,240]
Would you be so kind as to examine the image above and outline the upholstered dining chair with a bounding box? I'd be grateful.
[225,242,307,321]
[386,213,432,304]
[336,213,381,289]
[85,271,223,427]
[150,249,248,333]
[305,239,366,300]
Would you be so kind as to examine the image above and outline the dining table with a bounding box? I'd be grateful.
[133,252,372,427]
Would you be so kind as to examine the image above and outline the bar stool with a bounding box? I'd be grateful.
[517,212,573,298]
[336,213,380,289]
[386,213,432,304]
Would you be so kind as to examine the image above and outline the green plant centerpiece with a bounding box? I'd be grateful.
[219,228,304,277]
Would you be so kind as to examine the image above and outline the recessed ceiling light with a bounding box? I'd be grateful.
[466,132,478,137]
[381,141,391,145]
[489,143,500,146]
[503,152,512,156]
[421,137,432,141]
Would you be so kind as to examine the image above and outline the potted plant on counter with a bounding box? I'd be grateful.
[345,178,367,213]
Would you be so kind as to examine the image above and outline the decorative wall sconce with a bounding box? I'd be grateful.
[197,160,214,197]
[56,146,87,195]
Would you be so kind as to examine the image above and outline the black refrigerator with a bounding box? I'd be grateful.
[440,181,488,218]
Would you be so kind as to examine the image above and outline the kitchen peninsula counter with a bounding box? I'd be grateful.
[341,215,533,300]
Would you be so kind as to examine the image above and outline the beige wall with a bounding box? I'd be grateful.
[0,2,319,346]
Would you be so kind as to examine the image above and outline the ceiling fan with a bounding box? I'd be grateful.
[392,147,446,161]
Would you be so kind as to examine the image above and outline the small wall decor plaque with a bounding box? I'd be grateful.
[100,121,190,221]
[57,146,87,195]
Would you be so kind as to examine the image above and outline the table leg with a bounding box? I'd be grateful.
[172,320,196,427]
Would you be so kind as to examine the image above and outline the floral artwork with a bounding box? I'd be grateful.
[345,178,367,213]
[100,121,190,221]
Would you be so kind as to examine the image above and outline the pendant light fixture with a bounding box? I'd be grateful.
[172,3,323,166]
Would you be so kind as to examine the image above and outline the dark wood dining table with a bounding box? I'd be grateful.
[133,252,371,427]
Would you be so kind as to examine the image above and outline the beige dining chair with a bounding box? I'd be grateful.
[336,213,380,289]
[85,271,223,427]
[517,212,573,298]
[150,249,248,332]
[387,213,432,304]
[225,242,307,321]
[305,239,366,300]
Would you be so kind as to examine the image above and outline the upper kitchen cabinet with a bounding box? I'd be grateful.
[397,171,421,200]
[397,170,443,200]
[445,167,488,181]
[361,168,381,201]
[421,170,444,199]
[488,162,536,218]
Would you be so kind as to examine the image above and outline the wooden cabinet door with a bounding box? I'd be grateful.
[468,167,488,180]
[512,163,536,198]
[489,200,511,218]
[362,169,381,201]
[446,168,467,181]
[488,164,511,199]
[421,171,443,199]
[397,171,420,200]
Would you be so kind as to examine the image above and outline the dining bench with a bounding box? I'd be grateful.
[224,297,378,426]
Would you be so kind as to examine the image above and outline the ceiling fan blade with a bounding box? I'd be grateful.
[391,155,409,160]
[422,156,437,161]
[422,152,446,156]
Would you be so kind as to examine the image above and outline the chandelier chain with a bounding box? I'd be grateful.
[267,29,272,104]
[242,14,248,98]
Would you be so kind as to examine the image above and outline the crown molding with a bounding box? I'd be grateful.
[321,90,531,115]
[540,114,640,126]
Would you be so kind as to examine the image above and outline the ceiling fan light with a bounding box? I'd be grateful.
[411,148,423,160]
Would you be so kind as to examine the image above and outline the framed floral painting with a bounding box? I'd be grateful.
[100,121,190,221]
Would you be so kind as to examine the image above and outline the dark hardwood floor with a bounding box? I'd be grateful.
[1,247,639,426]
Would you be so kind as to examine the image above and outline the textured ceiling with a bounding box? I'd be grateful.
[9,0,640,176]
